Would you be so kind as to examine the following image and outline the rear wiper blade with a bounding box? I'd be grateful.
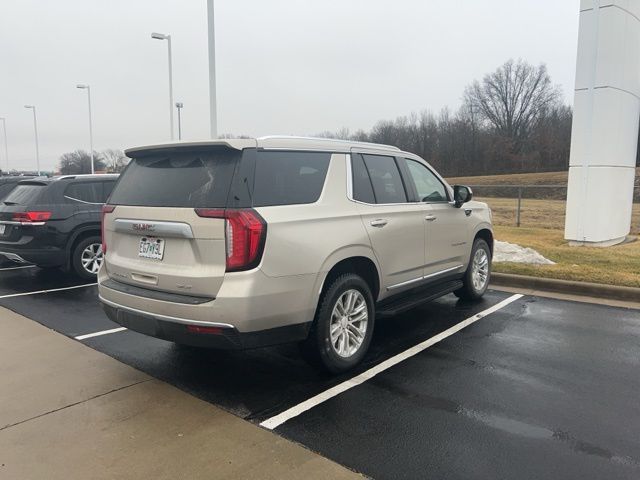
[2,201,18,205]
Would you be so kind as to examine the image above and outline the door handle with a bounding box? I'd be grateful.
[370,219,388,227]
[425,215,437,222]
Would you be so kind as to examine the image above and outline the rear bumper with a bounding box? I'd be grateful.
[98,267,317,333]
[100,297,311,349]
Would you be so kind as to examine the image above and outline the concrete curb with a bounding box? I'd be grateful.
[491,273,640,303]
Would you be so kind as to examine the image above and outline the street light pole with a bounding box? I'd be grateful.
[175,102,183,140]
[0,117,8,173]
[207,0,218,138]
[24,105,40,176]
[151,32,174,140]
[76,84,94,174]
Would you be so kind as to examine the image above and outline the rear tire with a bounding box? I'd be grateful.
[302,273,375,374]
[454,238,491,301]
[71,236,103,280]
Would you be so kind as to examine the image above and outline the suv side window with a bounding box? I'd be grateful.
[362,154,407,204]
[64,182,103,204]
[351,154,376,204]
[405,159,448,203]
[253,151,331,207]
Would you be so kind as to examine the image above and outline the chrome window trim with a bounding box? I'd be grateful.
[64,195,103,205]
[346,151,455,207]
[346,152,414,207]
[386,265,464,291]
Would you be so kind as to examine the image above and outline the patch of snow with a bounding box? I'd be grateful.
[493,240,555,265]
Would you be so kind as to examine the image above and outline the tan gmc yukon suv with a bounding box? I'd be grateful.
[98,136,493,372]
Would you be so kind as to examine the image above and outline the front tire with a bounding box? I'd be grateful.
[303,273,375,374]
[71,236,104,280]
[455,238,491,301]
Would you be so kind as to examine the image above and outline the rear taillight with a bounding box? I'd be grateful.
[12,211,52,224]
[195,208,267,272]
[101,205,115,253]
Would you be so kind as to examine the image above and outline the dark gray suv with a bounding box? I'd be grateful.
[0,174,118,278]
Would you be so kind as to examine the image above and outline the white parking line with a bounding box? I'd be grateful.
[75,327,127,340]
[0,265,36,271]
[0,283,97,300]
[260,293,524,430]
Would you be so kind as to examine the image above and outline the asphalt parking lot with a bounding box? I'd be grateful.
[1,262,639,480]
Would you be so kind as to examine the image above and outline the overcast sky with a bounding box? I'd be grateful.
[0,0,580,172]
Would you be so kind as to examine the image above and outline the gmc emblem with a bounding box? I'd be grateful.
[132,223,155,232]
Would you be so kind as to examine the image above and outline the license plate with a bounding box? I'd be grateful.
[0,225,5,235]
[138,236,165,260]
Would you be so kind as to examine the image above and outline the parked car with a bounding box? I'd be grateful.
[99,137,492,372]
[0,176,35,201]
[0,174,119,278]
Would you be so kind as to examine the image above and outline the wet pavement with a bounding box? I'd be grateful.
[1,264,639,479]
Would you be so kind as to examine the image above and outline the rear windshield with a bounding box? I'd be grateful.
[108,150,239,208]
[2,184,46,205]
[0,183,19,201]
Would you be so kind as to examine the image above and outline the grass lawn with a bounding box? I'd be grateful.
[493,226,640,288]
[445,171,640,287]
[478,197,640,234]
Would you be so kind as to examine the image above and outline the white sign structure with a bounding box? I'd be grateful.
[565,0,640,246]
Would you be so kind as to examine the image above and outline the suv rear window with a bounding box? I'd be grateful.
[253,151,330,207]
[2,184,45,205]
[108,149,239,208]
[0,183,18,201]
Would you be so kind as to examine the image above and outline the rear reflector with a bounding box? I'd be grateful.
[194,208,267,272]
[12,211,52,223]
[186,325,225,335]
[101,205,116,254]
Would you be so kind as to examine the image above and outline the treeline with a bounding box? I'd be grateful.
[58,149,129,175]
[318,59,574,177]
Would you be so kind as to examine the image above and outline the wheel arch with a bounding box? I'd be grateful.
[65,224,101,269]
[473,225,494,256]
[313,247,382,308]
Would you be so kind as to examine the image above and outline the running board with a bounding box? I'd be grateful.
[376,280,463,318]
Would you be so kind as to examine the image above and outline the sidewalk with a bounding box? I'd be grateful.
[0,307,361,480]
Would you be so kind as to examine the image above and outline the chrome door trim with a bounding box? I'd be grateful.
[386,264,463,291]
[114,219,194,239]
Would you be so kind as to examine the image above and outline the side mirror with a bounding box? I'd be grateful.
[453,185,473,208]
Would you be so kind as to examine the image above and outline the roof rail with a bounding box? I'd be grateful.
[257,135,401,152]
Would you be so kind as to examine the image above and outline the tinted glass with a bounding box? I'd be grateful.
[64,182,103,203]
[406,159,448,202]
[351,154,375,203]
[0,183,18,201]
[102,181,116,202]
[2,184,45,205]
[108,149,239,208]
[253,151,330,207]
[362,154,407,204]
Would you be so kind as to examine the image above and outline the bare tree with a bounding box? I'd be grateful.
[464,59,562,152]
[59,150,106,175]
[101,149,129,173]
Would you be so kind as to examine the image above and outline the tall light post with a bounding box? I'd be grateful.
[76,84,94,174]
[175,102,184,140]
[24,105,40,176]
[0,117,8,173]
[151,32,174,140]
[207,0,218,138]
